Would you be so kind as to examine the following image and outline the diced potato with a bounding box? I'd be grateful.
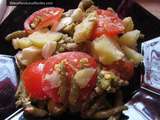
[64,9,74,17]
[42,41,57,59]
[18,38,32,49]
[12,38,32,49]
[91,35,124,65]
[56,17,73,31]
[71,8,84,22]
[29,31,62,48]
[74,68,96,88]
[12,38,20,49]
[119,30,140,48]
[122,17,134,32]
[73,11,97,43]
[17,46,42,65]
[122,46,143,64]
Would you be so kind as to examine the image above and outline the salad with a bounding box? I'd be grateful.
[6,0,143,119]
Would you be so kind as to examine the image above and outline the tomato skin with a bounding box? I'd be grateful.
[24,7,64,33]
[22,60,47,100]
[106,60,134,80]
[42,52,97,104]
[92,9,124,39]
[22,52,97,103]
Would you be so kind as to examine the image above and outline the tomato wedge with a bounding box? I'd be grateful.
[24,7,64,33]
[22,60,47,100]
[106,60,134,81]
[92,9,124,39]
[42,52,97,104]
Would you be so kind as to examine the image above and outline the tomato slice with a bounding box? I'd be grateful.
[42,52,97,104]
[22,60,47,100]
[92,9,124,39]
[106,60,134,80]
[24,7,64,33]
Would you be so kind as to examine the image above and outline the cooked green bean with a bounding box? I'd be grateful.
[69,78,80,112]
[47,100,65,115]
[110,91,124,120]
[86,96,106,117]
[58,62,68,105]
[93,106,128,119]
[81,91,99,117]
[24,105,48,117]
[15,80,30,107]
[5,30,28,41]
[114,90,123,106]
[78,0,94,11]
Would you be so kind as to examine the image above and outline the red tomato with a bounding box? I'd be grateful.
[22,60,47,100]
[106,60,134,80]
[42,52,97,104]
[92,9,124,39]
[24,7,64,33]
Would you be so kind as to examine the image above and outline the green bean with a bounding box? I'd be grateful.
[5,30,28,41]
[110,90,124,120]
[78,0,94,11]
[86,96,106,117]
[114,90,123,107]
[47,100,65,116]
[63,23,75,35]
[93,106,128,119]
[69,78,80,112]
[58,62,68,105]
[15,80,30,107]
[24,105,48,117]
[81,91,99,117]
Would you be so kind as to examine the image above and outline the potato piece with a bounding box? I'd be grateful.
[73,11,97,43]
[119,30,140,48]
[29,31,62,48]
[122,46,143,64]
[17,46,42,65]
[12,38,32,49]
[64,9,74,17]
[71,8,84,22]
[91,35,124,65]
[42,41,57,59]
[122,17,134,32]
[74,68,96,88]
[12,38,20,49]
[56,17,73,31]
[18,38,32,49]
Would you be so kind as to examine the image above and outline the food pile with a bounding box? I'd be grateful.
[6,0,143,119]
